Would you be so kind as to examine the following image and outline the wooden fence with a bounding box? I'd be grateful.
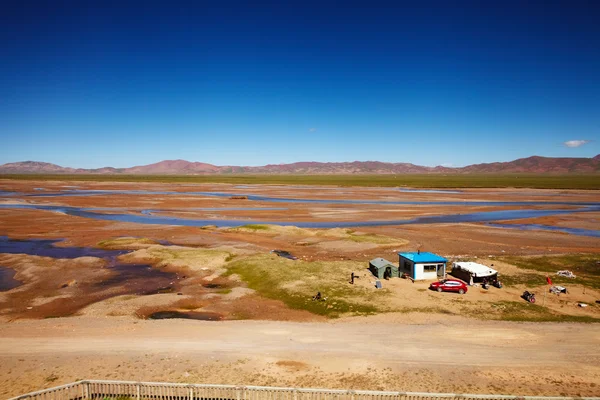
[7,381,600,400]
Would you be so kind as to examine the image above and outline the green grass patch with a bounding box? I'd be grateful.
[224,254,383,317]
[490,301,600,323]
[344,231,404,245]
[227,225,406,247]
[97,237,158,249]
[120,246,233,271]
[499,273,546,288]
[501,254,600,289]
[2,173,599,189]
[236,224,271,231]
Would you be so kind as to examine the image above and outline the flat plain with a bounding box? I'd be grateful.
[0,178,599,398]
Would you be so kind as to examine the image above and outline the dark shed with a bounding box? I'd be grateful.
[369,258,399,279]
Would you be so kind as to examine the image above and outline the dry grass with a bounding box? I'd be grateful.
[228,225,406,246]
[97,237,159,250]
[119,245,233,272]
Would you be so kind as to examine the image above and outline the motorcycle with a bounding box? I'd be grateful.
[491,278,503,288]
[522,291,536,303]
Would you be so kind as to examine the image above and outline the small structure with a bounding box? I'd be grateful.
[451,262,497,284]
[369,258,399,279]
[398,251,447,281]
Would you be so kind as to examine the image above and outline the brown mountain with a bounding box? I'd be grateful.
[458,155,600,174]
[0,155,598,174]
[0,161,77,174]
[124,160,221,174]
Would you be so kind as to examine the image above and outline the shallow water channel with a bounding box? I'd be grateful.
[2,188,599,237]
[0,236,178,297]
[1,203,599,237]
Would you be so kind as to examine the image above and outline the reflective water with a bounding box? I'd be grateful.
[17,188,600,207]
[141,207,287,216]
[148,310,223,321]
[0,236,178,294]
[486,223,600,238]
[0,236,126,259]
[0,266,22,291]
[1,204,599,237]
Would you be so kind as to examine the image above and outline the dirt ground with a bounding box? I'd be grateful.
[1,316,599,398]
[0,180,599,398]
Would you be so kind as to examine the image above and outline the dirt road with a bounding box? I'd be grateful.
[2,316,600,398]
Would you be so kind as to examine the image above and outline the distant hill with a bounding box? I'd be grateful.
[0,155,598,175]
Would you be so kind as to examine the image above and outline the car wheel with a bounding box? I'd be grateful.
[437,287,443,293]
[458,289,465,294]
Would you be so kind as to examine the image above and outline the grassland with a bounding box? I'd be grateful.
[224,254,384,317]
[2,173,599,189]
[229,225,407,245]
[489,301,599,323]
[500,254,600,289]
[97,237,160,249]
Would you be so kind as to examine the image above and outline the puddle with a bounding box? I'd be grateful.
[94,264,178,294]
[202,283,224,289]
[0,266,22,291]
[272,250,298,260]
[0,236,127,259]
[148,310,223,321]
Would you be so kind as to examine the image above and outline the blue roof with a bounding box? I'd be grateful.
[398,252,447,263]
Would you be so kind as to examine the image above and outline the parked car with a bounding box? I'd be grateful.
[430,279,468,294]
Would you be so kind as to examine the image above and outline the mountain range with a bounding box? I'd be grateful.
[0,155,599,175]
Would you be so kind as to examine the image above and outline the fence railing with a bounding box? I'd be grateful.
[7,381,600,400]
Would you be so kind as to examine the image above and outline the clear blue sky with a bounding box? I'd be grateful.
[1,0,599,168]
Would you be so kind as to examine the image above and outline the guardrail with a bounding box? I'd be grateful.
[7,381,600,400]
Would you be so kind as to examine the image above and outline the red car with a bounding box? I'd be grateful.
[430,279,468,294]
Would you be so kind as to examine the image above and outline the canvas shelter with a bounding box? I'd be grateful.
[451,262,497,284]
[369,258,399,279]
[398,251,447,281]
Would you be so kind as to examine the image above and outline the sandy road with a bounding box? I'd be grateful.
[2,316,600,397]
[1,317,600,367]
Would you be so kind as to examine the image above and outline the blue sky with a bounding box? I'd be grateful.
[1,0,599,168]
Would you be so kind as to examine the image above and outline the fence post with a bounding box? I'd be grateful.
[189,386,194,400]
[83,382,90,400]
[136,383,141,400]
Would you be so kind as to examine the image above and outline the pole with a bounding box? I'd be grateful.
[543,286,547,306]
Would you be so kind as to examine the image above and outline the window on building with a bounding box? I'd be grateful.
[423,264,437,272]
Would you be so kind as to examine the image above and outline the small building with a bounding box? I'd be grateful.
[398,251,447,281]
[369,258,399,279]
[451,262,497,284]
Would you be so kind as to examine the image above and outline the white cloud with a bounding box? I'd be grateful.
[564,140,590,148]
[308,128,317,132]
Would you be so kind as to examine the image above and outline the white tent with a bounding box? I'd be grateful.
[451,262,498,283]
